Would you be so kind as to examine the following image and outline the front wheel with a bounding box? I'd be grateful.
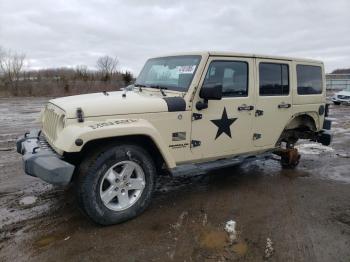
[76,144,156,225]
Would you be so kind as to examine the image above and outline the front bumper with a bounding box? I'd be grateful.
[332,97,350,104]
[16,130,75,186]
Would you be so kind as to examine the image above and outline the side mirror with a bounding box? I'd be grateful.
[196,84,222,110]
[199,84,222,100]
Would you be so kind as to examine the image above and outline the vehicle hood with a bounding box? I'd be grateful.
[335,91,350,96]
[49,91,171,118]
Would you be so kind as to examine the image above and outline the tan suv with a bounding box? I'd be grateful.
[17,52,332,225]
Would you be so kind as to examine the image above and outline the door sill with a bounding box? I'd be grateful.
[170,151,274,177]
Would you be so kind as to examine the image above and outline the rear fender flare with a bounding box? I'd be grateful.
[284,112,320,131]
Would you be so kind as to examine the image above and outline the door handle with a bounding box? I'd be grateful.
[278,102,291,109]
[238,104,254,111]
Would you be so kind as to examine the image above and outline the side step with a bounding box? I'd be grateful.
[170,153,273,177]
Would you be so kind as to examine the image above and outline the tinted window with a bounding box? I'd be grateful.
[297,65,322,95]
[203,61,248,97]
[259,63,289,96]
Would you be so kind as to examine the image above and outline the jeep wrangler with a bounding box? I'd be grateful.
[17,52,332,225]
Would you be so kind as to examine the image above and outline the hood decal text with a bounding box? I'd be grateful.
[89,119,137,130]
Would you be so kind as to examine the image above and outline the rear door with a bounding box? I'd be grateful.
[253,59,293,147]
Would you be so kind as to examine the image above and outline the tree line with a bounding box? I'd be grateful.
[331,68,350,74]
[0,47,134,97]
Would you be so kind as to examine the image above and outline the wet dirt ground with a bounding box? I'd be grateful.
[0,97,349,262]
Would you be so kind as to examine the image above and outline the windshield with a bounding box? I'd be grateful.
[135,55,201,92]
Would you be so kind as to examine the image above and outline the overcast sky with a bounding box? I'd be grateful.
[1,0,349,74]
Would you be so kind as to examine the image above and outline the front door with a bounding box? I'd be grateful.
[191,56,255,160]
[253,59,293,147]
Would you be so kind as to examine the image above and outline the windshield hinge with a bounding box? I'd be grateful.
[192,113,202,121]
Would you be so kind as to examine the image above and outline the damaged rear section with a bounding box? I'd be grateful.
[277,113,332,148]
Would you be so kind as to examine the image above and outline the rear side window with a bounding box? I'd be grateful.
[297,65,322,95]
[259,63,289,96]
[204,60,248,97]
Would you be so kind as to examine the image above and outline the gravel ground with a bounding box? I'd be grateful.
[0,97,349,262]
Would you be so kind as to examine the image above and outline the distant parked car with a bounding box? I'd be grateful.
[332,87,350,105]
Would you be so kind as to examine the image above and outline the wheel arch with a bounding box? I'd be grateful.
[277,112,319,145]
[64,134,174,173]
[284,113,318,132]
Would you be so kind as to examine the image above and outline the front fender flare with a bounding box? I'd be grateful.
[54,119,176,168]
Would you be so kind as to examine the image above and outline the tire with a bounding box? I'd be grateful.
[76,144,156,225]
[333,101,341,105]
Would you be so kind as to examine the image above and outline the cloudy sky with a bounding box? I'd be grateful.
[1,0,349,74]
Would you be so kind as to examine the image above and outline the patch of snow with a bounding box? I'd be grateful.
[320,165,350,184]
[19,196,37,206]
[333,127,350,134]
[296,143,334,155]
[224,220,237,243]
[202,213,208,226]
[172,211,188,230]
[264,238,274,259]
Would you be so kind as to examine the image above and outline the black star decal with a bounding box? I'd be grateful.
[211,107,237,139]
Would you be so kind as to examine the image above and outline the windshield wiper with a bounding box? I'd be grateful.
[149,85,167,97]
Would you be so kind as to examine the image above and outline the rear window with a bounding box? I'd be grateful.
[259,63,289,96]
[297,65,323,95]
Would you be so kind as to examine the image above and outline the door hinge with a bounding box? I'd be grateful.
[191,140,201,147]
[255,110,264,117]
[192,113,202,121]
[253,133,262,140]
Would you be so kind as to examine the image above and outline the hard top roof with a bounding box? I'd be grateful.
[153,51,323,64]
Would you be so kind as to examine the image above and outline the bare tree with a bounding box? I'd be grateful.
[0,48,26,94]
[75,65,89,81]
[0,46,5,76]
[96,55,119,81]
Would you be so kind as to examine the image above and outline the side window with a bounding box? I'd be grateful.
[297,65,322,95]
[259,63,289,96]
[203,61,248,97]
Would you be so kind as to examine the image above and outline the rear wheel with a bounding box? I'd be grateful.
[76,144,156,225]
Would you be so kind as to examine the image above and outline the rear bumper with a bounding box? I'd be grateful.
[316,118,332,146]
[16,130,75,186]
